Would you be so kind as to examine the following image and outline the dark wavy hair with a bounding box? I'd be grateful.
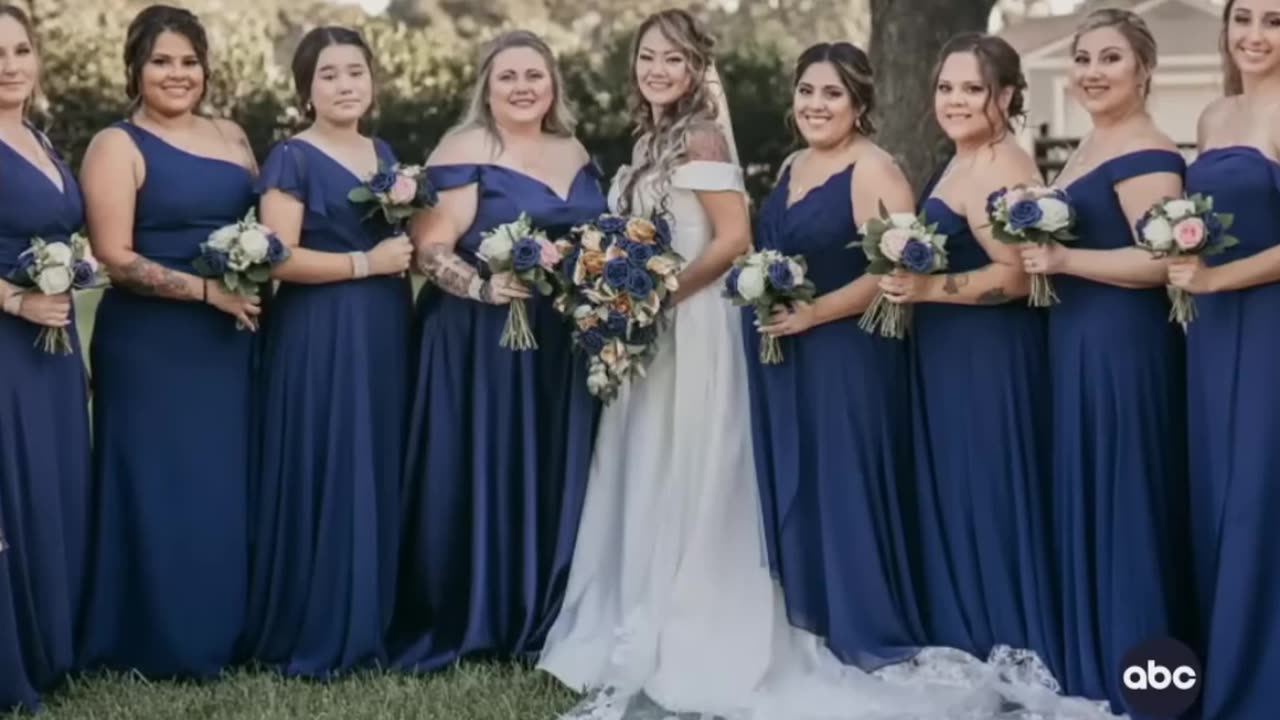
[291,25,377,121]
[791,41,877,140]
[123,4,210,110]
[931,32,1027,143]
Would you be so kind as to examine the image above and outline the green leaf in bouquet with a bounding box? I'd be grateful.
[223,272,241,293]
[192,256,214,276]
[1217,212,1235,231]
[348,186,375,203]
[536,278,554,295]
[246,265,272,284]
[866,258,895,275]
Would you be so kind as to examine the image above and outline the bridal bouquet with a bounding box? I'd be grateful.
[554,213,682,403]
[9,232,105,354]
[195,209,290,328]
[724,249,815,364]
[986,184,1076,306]
[478,212,564,351]
[348,161,438,227]
[1134,194,1237,324]
[854,202,948,340]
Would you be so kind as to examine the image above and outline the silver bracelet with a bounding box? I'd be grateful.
[349,251,370,279]
[2,289,25,316]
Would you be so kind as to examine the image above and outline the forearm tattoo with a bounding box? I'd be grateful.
[977,288,1010,305]
[116,257,192,299]
[417,244,486,300]
[942,272,970,295]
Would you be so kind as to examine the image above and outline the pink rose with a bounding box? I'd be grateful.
[389,175,417,205]
[537,237,561,270]
[881,228,912,262]
[1173,217,1206,252]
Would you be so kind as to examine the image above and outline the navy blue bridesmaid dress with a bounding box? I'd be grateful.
[243,138,411,677]
[1184,145,1280,720]
[907,183,1060,672]
[0,127,90,711]
[742,163,922,671]
[390,162,605,671]
[1048,149,1193,716]
[79,121,257,678]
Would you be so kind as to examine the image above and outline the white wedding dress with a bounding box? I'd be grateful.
[536,155,1124,720]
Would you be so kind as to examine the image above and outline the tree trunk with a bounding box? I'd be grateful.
[869,0,997,192]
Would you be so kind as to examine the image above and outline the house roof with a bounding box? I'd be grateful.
[1000,0,1222,58]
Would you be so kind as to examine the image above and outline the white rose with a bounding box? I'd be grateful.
[736,266,766,301]
[238,228,270,263]
[889,213,918,229]
[37,266,73,295]
[1141,216,1175,250]
[208,225,240,252]
[44,242,72,266]
[478,234,512,263]
[1164,199,1195,220]
[1036,198,1072,232]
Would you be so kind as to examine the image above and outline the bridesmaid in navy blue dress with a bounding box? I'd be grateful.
[0,7,89,709]
[244,26,412,678]
[878,34,1060,674]
[77,7,261,679]
[390,30,604,671]
[1168,3,1280,716]
[743,42,923,671]
[1016,11,1193,716]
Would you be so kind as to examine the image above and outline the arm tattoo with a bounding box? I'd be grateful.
[116,257,192,299]
[977,288,1010,306]
[685,123,732,163]
[942,272,970,295]
[417,244,484,300]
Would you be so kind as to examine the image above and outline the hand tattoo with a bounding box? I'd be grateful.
[417,244,481,299]
[943,273,970,295]
[117,257,192,299]
[977,288,1010,306]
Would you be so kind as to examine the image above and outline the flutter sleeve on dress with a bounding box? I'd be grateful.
[255,141,329,217]
[426,164,483,192]
[671,161,745,194]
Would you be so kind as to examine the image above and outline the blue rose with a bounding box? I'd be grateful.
[1008,199,1043,231]
[767,261,794,290]
[724,266,741,296]
[626,267,655,298]
[202,250,229,275]
[1204,212,1224,240]
[368,170,397,194]
[625,241,655,264]
[899,240,936,274]
[72,261,96,288]
[579,328,606,354]
[597,215,627,234]
[604,257,631,289]
[652,217,673,248]
[604,311,628,337]
[266,236,289,265]
[512,237,542,272]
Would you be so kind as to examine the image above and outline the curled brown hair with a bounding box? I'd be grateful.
[931,32,1027,142]
[124,4,210,111]
[792,41,877,138]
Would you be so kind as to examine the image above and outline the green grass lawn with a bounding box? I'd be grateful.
[10,663,579,719]
[9,287,578,719]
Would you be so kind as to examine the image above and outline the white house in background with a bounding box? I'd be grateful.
[999,0,1223,176]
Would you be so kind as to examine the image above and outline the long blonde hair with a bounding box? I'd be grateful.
[1221,0,1244,96]
[618,9,719,216]
[449,30,576,154]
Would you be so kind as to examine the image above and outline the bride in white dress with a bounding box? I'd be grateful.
[538,10,1121,720]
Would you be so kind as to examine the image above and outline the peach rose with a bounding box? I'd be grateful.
[389,175,417,205]
[1173,217,1207,252]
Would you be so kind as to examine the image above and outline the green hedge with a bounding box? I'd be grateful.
[31,2,797,205]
